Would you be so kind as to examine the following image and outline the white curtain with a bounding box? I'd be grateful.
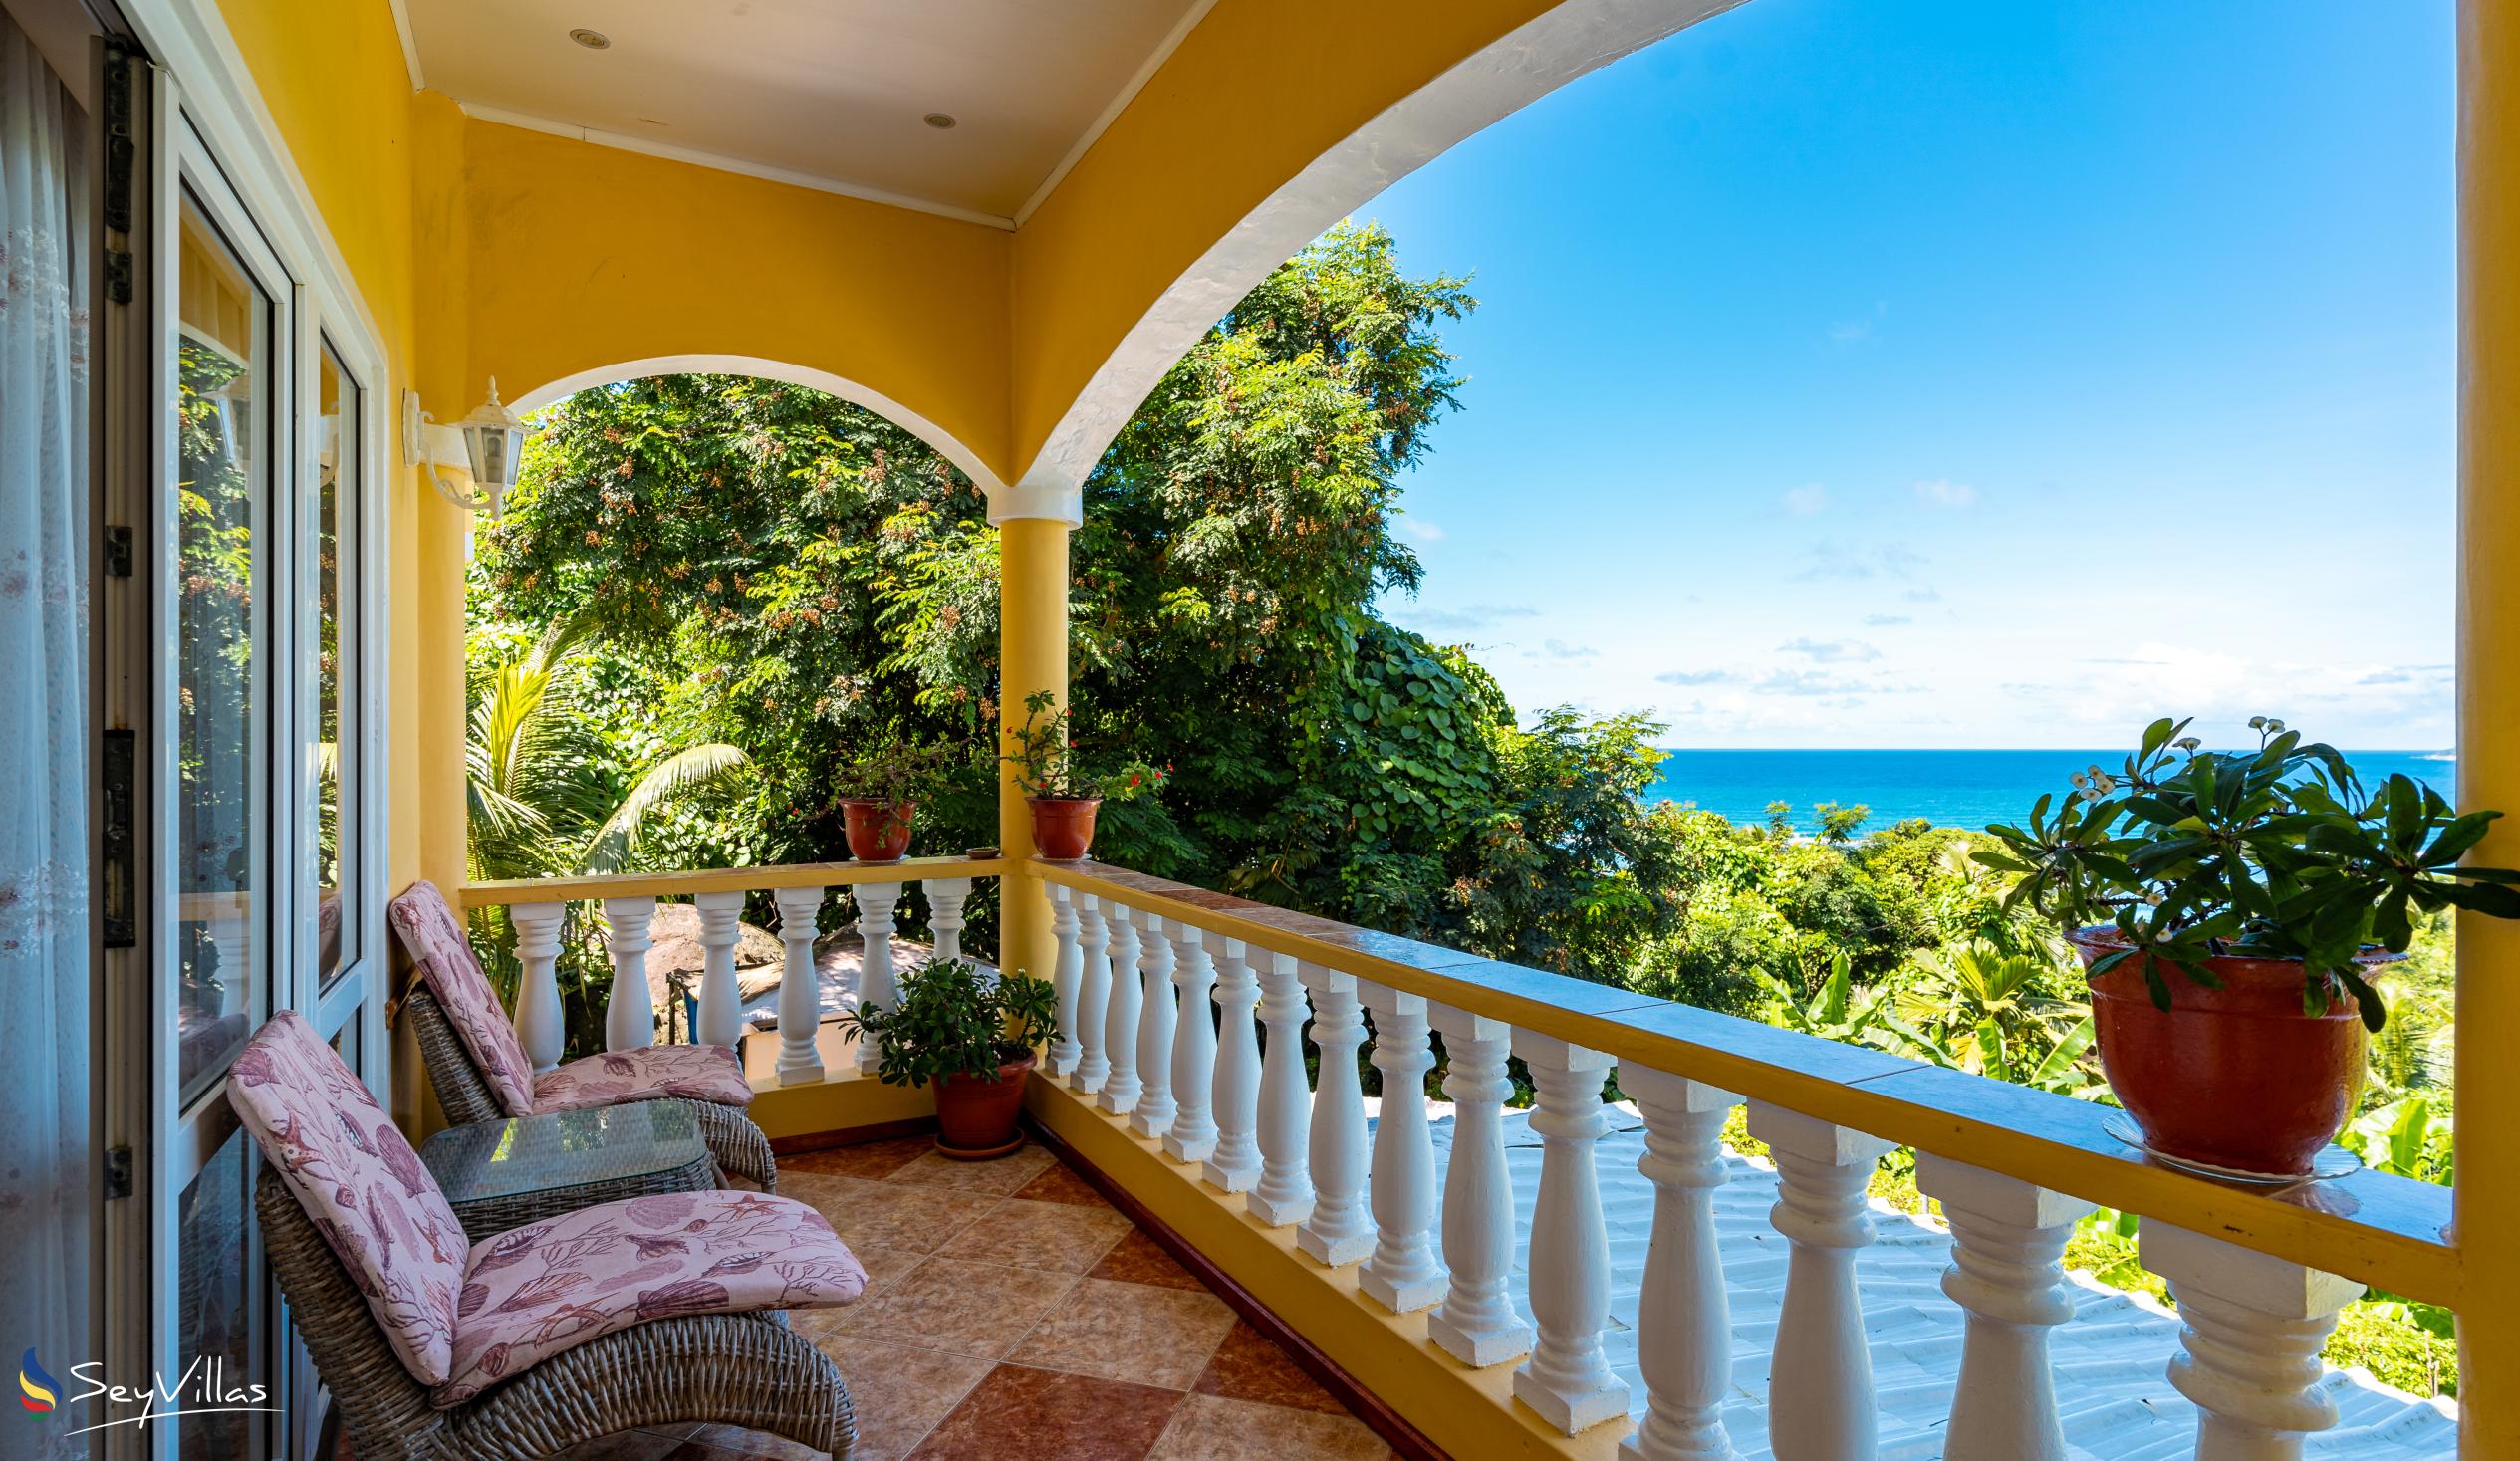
[0,11,91,1456]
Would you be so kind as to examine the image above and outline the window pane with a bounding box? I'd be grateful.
[175,1118,261,1460]
[316,344,355,987]
[176,195,270,1103]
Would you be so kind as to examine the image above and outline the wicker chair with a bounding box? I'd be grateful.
[260,1179,855,1461]
[389,879,779,1192]
[406,985,778,1191]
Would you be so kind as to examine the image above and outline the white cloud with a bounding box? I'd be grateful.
[1914,479,1979,508]
[1779,636,1882,663]
[1538,639,1599,662]
[1397,602,1539,633]
[1783,484,1830,517]
[1798,540,1929,581]
[1398,516,1446,542]
[1865,613,1912,627]
[1655,669,1737,686]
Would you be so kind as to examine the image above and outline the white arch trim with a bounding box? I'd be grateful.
[512,354,1011,497]
[1015,0,1746,495]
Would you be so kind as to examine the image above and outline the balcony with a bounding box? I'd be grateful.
[462,856,2459,1460]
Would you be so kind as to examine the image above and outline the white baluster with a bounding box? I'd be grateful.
[1752,1103,1893,1461]
[1359,981,1444,1312]
[1426,1003,1531,1366]
[1129,913,1179,1138]
[853,882,902,1075]
[773,885,826,1085]
[1162,925,1220,1162]
[2140,1223,2363,1461]
[925,876,971,964]
[692,890,746,1050]
[1297,963,1373,1265]
[1048,884,1083,1076]
[1248,951,1315,1226]
[601,895,658,1051]
[1097,906,1144,1114]
[1071,895,1113,1094]
[1913,1156,2095,1461]
[1620,1067,1743,1461]
[1512,1033,1628,1433]
[1202,937,1264,1192]
[508,900,567,1074]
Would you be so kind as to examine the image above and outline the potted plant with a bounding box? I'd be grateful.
[1982,716,2520,1177]
[835,959,1060,1159]
[1000,690,1166,860]
[834,733,963,863]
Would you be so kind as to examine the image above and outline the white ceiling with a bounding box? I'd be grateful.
[400,0,1211,227]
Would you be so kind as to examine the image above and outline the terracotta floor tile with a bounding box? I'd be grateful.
[1146,1394,1392,1460]
[1190,1321,1348,1415]
[934,1194,1134,1274]
[825,1255,1081,1359]
[781,1174,1002,1254]
[1010,1161,1112,1208]
[813,1335,994,1461]
[1087,1229,1206,1292]
[781,1136,933,1180]
[666,1424,823,1459]
[905,1363,1181,1461]
[883,1143,1057,1194]
[1009,1277,1239,1389]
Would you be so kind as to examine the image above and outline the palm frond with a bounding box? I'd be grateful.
[581,742,754,872]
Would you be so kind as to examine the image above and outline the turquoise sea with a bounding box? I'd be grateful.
[1642,749,2459,836]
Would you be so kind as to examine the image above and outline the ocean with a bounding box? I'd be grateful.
[1641,748,2459,835]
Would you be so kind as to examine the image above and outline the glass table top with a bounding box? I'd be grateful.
[419,1099,710,1204]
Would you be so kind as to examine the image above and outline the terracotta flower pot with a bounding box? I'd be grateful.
[2072,929,2372,1177]
[842,798,914,863]
[1028,797,1101,860]
[933,1051,1036,1159]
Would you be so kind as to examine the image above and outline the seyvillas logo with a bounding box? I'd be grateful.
[19,1351,59,1414]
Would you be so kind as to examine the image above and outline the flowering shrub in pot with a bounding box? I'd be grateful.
[835,733,965,863]
[1000,690,1166,860]
[1982,716,2520,1177]
[835,959,1060,1158]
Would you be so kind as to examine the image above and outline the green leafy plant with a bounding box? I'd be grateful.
[1981,716,2520,1028]
[836,731,967,808]
[835,959,1060,1089]
[1000,690,1168,802]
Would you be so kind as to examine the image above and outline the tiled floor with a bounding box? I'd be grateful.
[552,1137,1401,1461]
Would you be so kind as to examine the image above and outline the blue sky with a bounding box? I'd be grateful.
[1360,0,2455,750]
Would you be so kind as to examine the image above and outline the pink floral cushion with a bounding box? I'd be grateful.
[435,1189,866,1405]
[533,1044,755,1114]
[390,880,539,1116]
[230,1012,469,1386]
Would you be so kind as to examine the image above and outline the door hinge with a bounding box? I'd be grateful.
[104,525,131,578]
[104,1145,133,1201]
[102,729,134,948]
[102,43,138,304]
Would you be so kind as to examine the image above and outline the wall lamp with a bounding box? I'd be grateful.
[403,378,528,516]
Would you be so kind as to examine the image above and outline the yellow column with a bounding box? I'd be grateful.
[2460,0,2520,1446]
[996,512,1071,985]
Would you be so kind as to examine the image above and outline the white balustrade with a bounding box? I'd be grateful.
[508,900,567,1073]
[1620,1067,1741,1461]
[1753,1103,1893,1461]
[925,876,971,964]
[1162,925,1221,1162]
[1426,1002,1531,1366]
[853,882,902,1074]
[1071,895,1113,1094]
[1202,936,1263,1192]
[601,895,658,1051]
[1048,884,1083,1076]
[1130,913,1180,1138]
[1359,981,1444,1312]
[1512,1033,1629,1433]
[2141,1223,2363,1461]
[773,885,827,1085]
[691,890,746,1050]
[1914,1156,2095,1461]
[1297,962,1374,1265]
[1098,906,1144,1114]
[1249,950,1315,1226]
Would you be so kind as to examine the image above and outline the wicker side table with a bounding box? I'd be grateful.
[421,1098,718,1241]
